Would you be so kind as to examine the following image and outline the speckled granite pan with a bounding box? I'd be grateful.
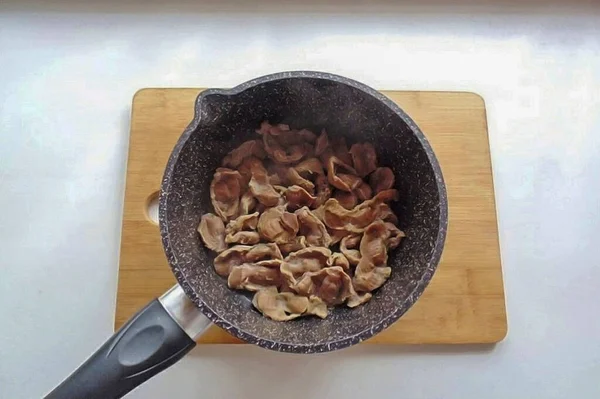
[159,72,448,353]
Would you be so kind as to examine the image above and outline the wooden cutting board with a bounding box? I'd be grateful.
[115,88,507,344]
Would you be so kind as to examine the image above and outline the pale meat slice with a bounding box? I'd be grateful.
[257,205,299,244]
[334,190,358,210]
[224,212,260,244]
[375,203,399,224]
[341,234,362,265]
[327,252,350,271]
[225,212,259,235]
[295,207,332,247]
[385,222,406,249]
[214,243,282,277]
[349,143,377,177]
[225,231,260,245]
[329,228,351,245]
[252,287,309,321]
[278,236,308,255]
[292,266,369,306]
[369,167,395,194]
[210,168,244,221]
[228,262,282,291]
[280,247,331,285]
[239,190,256,215]
[307,296,328,318]
[222,139,266,168]
[198,213,227,253]
[353,221,392,292]
[285,185,316,211]
[327,156,360,192]
[313,174,331,208]
[247,158,281,207]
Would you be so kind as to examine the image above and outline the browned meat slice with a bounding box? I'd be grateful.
[247,158,281,207]
[330,136,354,166]
[214,243,282,277]
[327,156,359,192]
[313,174,331,208]
[340,234,362,265]
[322,198,378,233]
[369,167,395,193]
[353,221,392,292]
[286,168,314,193]
[252,287,309,321]
[257,205,299,244]
[294,158,324,177]
[285,186,316,211]
[385,222,406,249]
[222,139,266,168]
[278,236,307,255]
[354,181,373,201]
[334,190,358,210]
[198,213,227,253]
[349,143,377,177]
[295,206,332,247]
[314,129,329,156]
[374,203,398,224]
[258,122,314,164]
[280,247,331,285]
[210,168,244,221]
[228,262,281,291]
[327,252,350,271]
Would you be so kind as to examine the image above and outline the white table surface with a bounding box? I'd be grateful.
[1,1,599,398]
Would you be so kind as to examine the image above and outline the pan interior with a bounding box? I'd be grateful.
[161,76,444,351]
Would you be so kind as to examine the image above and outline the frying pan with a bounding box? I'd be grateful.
[45,71,448,399]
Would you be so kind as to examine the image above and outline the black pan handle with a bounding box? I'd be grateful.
[45,286,210,399]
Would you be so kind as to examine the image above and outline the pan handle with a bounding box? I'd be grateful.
[44,285,211,399]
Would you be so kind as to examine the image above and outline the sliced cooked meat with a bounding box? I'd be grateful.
[334,190,358,210]
[295,206,332,247]
[369,167,395,193]
[313,174,331,208]
[198,213,227,253]
[341,234,362,265]
[228,263,281,291]
[248,158,281,206]
[295,157,324,177]
[239,190,256,215]
[353,221,392,292]
[291,266,363,306]
[222,139,266,168]
[314,129,329,156]
[385,222,406,249]
[349,143,377,177]
[252,287,309,321]
[257,205,299,244]
[280,247,331,285]
[214,243,282,277]
[225,231,260,245]
[225,212,259,235]
[285,185,316,210]
[286,168,315,193]
[278,236,308,254]
[327,252,350,271]
[327,156,359,192]
[210,168,244,221]
[354,181,373,201]
[322,198,378,233]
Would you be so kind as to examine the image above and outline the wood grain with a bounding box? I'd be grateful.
[115,88,507,344]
